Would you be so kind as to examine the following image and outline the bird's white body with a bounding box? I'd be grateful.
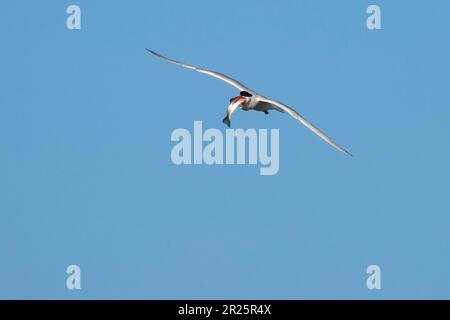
[146,49,352,156]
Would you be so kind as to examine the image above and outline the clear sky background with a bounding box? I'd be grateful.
[1,0,450,299]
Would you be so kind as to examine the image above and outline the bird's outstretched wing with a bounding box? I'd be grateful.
[263,99,353,156]
[146,49,253,93]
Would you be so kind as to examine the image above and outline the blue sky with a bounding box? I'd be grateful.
[1,0,450,299]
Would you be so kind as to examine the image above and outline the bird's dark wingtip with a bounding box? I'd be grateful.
[338,146,353,157]
[146,48,162,58]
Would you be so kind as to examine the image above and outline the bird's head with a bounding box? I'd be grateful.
[229,91,253,104]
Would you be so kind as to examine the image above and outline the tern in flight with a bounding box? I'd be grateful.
[146,49,352,156]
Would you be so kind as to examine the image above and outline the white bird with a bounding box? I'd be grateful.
[146,49,352,156]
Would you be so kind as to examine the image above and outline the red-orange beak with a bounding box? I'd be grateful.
[234,95,246,104]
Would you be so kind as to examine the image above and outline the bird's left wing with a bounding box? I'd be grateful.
[262,98,353,156]
[146,49,253,93]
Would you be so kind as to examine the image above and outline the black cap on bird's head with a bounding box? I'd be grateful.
[240,91,252,97]
[229,91,252,104]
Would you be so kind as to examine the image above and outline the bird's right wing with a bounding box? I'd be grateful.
[146,49,253,93]
[263,99,353,156]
